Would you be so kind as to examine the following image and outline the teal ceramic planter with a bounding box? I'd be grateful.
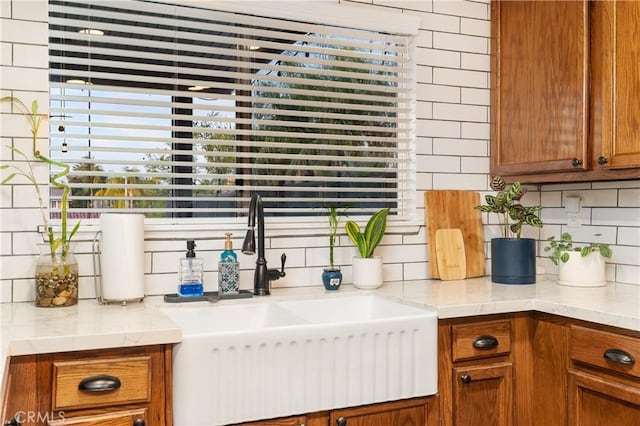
[322,268,343,291]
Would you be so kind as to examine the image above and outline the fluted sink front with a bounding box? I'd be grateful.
[161,294,437,426]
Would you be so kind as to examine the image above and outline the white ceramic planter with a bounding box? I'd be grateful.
[352,256,383,289]
[558,251,606,287]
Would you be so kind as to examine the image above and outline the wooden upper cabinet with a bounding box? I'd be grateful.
[591,0,640,170]
[491,0,640,182]
[491,0,590,176]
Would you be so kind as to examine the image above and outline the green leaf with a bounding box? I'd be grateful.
[363,208,388,258]
[599,246,612,258]
[560,252,570,263]
[345,220,366,257]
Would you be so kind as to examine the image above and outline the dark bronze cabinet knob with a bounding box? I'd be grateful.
[572,158,583,167]
[598,156,608,165]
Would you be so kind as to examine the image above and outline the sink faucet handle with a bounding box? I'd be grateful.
[266,252,286,282]
[279,252,287,276]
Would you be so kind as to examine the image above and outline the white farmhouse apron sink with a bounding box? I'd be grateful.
[160,294,437,426]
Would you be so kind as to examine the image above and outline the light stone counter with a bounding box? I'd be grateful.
[1,276,638,411]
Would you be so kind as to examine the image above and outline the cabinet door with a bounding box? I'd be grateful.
[451,362,513,426]
[591,0,640,169]
[237,413,326,426]
[330,397,438,426]
[568,369,640,426]
[491,0,589,176]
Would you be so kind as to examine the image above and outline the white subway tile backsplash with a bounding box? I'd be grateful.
[619,188,640,207]
[1,42,11,66]
[593,180,640,189]
[433,68,488,88]
[12,278,35,302]
[418,83,460,103]
[416,171,433,191]
[1,0,639,301]
[460,17,490,37]
[416,100,433,119]
[415,136,433,155]
[403,261,429,280]
[0,3,11,18]
[418,155,460,173]
[461,52,490,71]
[417,119,460,138]
[563,189,618,207]
[419,12,460,32]
[593,208,640,227]
[461,156,489,173]
[0,281,11,303]
[0,254,35,280]
[461,122,489,139]
[418,48,460,68]
[433,103,487,122]
[433,0,489,20]
[433,138,487,156]
[618,226,640,246]
[433,173,487,190]
[0,66,49,91]
[433,32,488,54]
[611,245,640,266]
[373,1,432,13]
[540,191,562,207]
[461,87,489,105]
[13,43,48,68]
[415,30,433,48]
[12,0,48,22]
[616,265,640,285]
[0,19,48,44]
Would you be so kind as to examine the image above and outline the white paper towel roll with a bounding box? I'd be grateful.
[99,213,145,301]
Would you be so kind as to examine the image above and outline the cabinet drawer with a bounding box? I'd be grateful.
[570,325,640,379]
[52,356,152,410]
[451,319,511,362]
[48,408,147,425]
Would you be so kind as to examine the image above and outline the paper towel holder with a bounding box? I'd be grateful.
[92,231,145,306]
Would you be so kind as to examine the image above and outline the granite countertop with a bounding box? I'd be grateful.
[1,276,639,393]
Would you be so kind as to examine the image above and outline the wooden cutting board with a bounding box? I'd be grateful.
[435,228,467,280]
[424,190,486,279]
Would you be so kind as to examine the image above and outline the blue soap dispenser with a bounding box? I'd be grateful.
[218,232,239,295]
[178,240,204,297]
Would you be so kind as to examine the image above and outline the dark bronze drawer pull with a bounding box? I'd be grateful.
[473,335,499,349]
[336,416,347,426]
[603,349,635,366]
[78,374,122,392]
[460,374,472,384]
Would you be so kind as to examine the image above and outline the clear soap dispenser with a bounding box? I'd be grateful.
[178,240,204,297]
[218,232,239,295]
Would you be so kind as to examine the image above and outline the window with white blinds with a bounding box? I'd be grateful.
[48,0,417,220]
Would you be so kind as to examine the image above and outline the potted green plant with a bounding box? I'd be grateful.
[544,232,612,287]
[1,97,80,307]
[322,204,350,291]
[345,208,389,289]
[476,176,543,284]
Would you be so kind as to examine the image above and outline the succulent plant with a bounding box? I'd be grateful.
[476,176,543,239]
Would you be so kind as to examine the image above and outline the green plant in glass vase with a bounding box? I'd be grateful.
[1,96,80,306]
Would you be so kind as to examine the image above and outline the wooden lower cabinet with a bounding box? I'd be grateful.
[2,345,171,426]
[439,315,516,426]
[568,369,640,426]
[239,397,438,426]
[451,362,512,426]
